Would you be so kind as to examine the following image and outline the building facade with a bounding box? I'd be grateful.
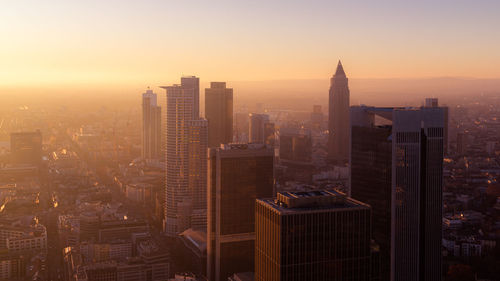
[161,76,207,236]
[248,114,270,144]
[349,106,444,281]
[328,60,350,163]
[205,82,233,148]
[188,119,208,225]
[207,144,274,281]
[255,190,372,281]
[279,127,312,164]
[181,76,200,118]
[424,98,449,155]
[142,89,162,160]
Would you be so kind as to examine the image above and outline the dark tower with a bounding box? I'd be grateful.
[328,60,350,163]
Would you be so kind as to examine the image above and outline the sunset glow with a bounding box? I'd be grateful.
[1,0,500,90]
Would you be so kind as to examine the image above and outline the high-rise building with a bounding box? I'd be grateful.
[10,131,42,165]
[424,98,449,155]
[205,82,233,147]
[350,106,444,281]
[142,89,162,160]
[181,76,200,119]
[255,190,372,281]
[207,143,274,281]
[350,107,392,280]
[188,119,208,227]
[161,76,207,236]
[279,127,312,163]
[328,60,350,163]
[248,114,271,144]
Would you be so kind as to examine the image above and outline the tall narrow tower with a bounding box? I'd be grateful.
[142,89,162,160]
[181,76,200,119]
[207,143,274,281]
[328,60,350,163]
[205,82,233,147]
[161,76,207,236]
[350,106,444,281]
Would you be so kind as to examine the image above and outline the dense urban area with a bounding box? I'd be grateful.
[0,71,499,281]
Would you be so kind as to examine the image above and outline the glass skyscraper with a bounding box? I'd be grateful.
[142,89,162,160]
[161,76,207,236]
[350,106,444,281]
[207,143,274,281]
[255,190,372,281]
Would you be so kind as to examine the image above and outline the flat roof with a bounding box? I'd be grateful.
[258,189,370,215]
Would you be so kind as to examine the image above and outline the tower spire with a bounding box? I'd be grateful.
[335,60,345,76]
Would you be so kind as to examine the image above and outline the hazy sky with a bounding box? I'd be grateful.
[1,0,500,87]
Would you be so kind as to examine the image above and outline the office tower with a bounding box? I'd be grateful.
[311,105,324,130]
[350,106,444,281]
[248,113,269,143]
[424,98,449,154]
[207,144,274,281]
[328,60,350,163]
[188,119,208,227]
[181,76,200,119]
[205,82,233,147]
[142,89,162,160]
[10,131,42,165]
[350,107,392,280]
[279,127,312,163]
[255,190,372,281]
[161,76,206,236]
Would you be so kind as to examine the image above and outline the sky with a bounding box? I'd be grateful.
[1,0,500,88]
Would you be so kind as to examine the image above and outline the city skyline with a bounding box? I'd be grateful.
[0,1,499,280]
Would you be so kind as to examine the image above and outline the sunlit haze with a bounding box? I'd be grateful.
[2,0,500,90]
[1,1,499,280]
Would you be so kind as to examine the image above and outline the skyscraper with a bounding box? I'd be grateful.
[161,76,206,236]
[142,89,162,160]
[424,98,449,155]
[205,82,233,147]
[248,113,271,144]
[350,106,444,281]
[255,190,372,281]
[207,143,274,281]
[328,60,350,163]
[350,107,393,280]
[188,119,208,227]
[181,76,200,119]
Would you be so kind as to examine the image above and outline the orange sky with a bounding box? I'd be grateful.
[1,0,500,88]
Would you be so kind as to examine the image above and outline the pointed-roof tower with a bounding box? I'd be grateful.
[335,60,346,76]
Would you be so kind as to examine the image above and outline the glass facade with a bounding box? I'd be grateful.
[207,144,274,281]
[350,125,392,281]
[350,106,444,281]
[255,192,372,281]
[205,82,233,148]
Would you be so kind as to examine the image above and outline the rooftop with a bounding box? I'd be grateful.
[258,189,370,214]
[220,143,268,151]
